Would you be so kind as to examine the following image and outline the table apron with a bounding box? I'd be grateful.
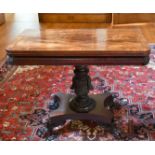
[7,56,150,65]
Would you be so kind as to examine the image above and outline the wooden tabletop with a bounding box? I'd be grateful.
[7,28,150,57]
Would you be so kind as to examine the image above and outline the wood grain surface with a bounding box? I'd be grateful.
[7,28,150,57]
[38,13,112,23]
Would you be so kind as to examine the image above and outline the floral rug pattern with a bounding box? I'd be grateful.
[0,46,155,141]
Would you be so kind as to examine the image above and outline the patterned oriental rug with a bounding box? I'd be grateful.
[0,46,155,141]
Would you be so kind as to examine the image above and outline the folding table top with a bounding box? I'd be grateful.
[6,28,150,65]
[7,28,150,57]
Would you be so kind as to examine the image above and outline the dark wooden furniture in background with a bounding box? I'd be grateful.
[6,28,150,136]
[39,13,155,25]
[0,13,5,25]
[39,13,112,23]
[113,13,155,25]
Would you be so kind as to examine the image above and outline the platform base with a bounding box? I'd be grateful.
[69,96,96,113]
[46,93,114,131]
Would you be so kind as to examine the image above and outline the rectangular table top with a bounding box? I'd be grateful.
[7,28,150,57]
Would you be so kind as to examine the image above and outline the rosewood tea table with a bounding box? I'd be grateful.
[6,28,150,135]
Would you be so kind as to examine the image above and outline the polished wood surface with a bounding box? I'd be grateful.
[7,28,150,57]
[0,13,40,64]
[113,13,155,24]
[39,13,112,23]
[1,14,155,64]
[113,23,155,44]
[0,14,5,25]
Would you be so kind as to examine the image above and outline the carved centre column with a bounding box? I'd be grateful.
[69,65,96,113]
